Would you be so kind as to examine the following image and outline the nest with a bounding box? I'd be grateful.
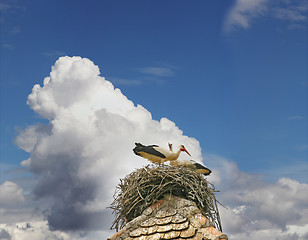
[110,164,222,232]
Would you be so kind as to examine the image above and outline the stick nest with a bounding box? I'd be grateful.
[110,164,222,231]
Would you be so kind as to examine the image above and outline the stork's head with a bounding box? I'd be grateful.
[180,145,191,156]
[168,142,173,152]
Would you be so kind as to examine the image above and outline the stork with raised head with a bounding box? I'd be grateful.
[168,143,212,176]
[133,142,191,164]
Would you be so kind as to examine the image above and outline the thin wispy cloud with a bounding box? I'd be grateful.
[10,26,21,34]
[110,75,166,86]
[109,77,143,86]
[293,144,308,151]
[111,64,177,86]
[287,23,307,30]
[1,43,14,50]
[0,0,26,13]
[288,115,305,120]
[41,50,66,57]
[137,66,175,77]
[0,2,11,10]
[273,0,308,30]
[224,0,308,32]
[224,0,268,32]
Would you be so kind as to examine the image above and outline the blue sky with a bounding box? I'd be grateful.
[1,0,307,179]
[0,0,307,239]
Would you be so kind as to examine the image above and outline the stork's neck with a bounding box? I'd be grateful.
[168,147,182,161]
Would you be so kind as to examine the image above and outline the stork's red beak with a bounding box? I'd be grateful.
[184,148,191,156]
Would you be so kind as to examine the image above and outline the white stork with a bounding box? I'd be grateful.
[168,143,212,176]
[133,142,191,164]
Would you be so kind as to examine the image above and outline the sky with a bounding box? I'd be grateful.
[0,0,307,239]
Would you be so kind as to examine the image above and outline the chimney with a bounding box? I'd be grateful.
[108,165,228,240]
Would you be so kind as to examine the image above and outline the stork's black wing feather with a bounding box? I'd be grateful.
[194,162,212,176]
[133,144,166,158]
[135,143,159,148]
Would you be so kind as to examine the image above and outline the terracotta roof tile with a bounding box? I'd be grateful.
[108,195,228,240]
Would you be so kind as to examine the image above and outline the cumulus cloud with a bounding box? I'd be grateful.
[0,228,11,240]
[16,56,202,231]
[12,56,307,239]
[206,155,308,239]
[0,181,24,207]
[0,221,73,240]
[1,220,115,240]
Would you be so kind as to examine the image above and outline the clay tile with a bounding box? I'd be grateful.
[195,232,205,240]
[155,216,173,225]
[143,207,153,216]
[134,235,147,240]
[191,213,211,228]
[174,197,195,209]
[180,224,196,238]
[218,234,228,240]
[156,224,173,233]
[205,226,222,236]
[146,233,164,240]
[129,228,143,237]
[190,217,201,229]
[140,218,156,227]
[172,220,189,231]
[150,199,164,210]
[186,231,204,240]
[146,225,158,235]
[180,206,200,218]
[163,230,181,239]
[172,214,187,224]
[140,227,148,235]
[155,207,177,218]
[199,226,225,239]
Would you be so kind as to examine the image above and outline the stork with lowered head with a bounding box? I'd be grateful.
[168,143,212,176]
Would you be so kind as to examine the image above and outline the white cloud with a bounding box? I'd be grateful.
[1,43,14,50]
[0,181,24,208]
[0,220,114,240]
[11,56,307,239]
[16,56,202,231]
[137,66,175,77]
[224,0,269,32]
[293,144,308,151]
[273,0,308,22]
[273,7,307,21]
[21,158,31,167]
[109,77,143,86]
[288,115,305,120]
[224,0,308,32]
[42,50,66,57]
[1,221,71,240]
[3,152,306,240]
[205,155,308,239]
[0,3,11,11]
[10,26,21,34]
